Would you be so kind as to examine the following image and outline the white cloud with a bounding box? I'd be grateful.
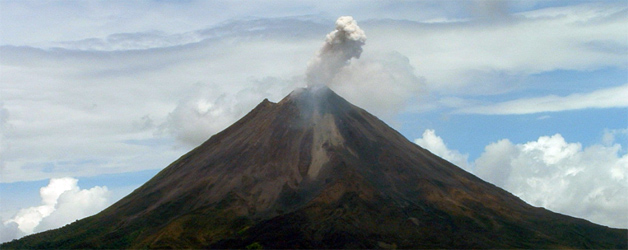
[0,1,485,47]
[602,128,628,146]
[35,184,110,233]
[7,178,76,234]
[161,78,297,146]
[473,139,519,187]
[414,129,470,170]
[415,129,628,228]
[0,219,21,243]
[0,19,319,182]
[456,83,628,114]
[364,3,627,95]
[2,177,110,242]
[0,102,9,171]
[331,51,425,120]
[474,133,628,228]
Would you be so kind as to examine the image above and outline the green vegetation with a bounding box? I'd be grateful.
[246,242,263,249]
[237,225,251,235]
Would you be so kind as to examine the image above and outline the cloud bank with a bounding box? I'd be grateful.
[2,2,625,182]
[365,3,627,96]
[415,129,628,228]
[2,178,110,242]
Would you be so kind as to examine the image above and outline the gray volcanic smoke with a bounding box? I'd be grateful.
[306,16,366,88]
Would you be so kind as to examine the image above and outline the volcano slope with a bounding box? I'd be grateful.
[3,87,626,249]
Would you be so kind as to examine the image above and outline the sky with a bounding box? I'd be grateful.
[1,0,627,243]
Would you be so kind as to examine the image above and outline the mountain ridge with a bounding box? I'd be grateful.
[2,87,626,249]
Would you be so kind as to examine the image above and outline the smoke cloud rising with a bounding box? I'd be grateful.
[306,16,366,88]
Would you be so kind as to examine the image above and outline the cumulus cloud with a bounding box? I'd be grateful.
[415,129,628,228]
[414,129,470,169]
[161,78,295,146]
[9,178,76,234]
[0,219,20,243]
[2,177,110,242]
[330,51,425,120]
[472,139,518,187]
[306,16,366,88]
[474,133,628,228]
[456,83,628,114]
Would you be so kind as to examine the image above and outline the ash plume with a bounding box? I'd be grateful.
[306,16,366,88]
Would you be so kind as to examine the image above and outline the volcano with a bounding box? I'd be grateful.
[3,87,626,249]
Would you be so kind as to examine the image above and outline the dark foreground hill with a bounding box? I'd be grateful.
[3,87,626,249]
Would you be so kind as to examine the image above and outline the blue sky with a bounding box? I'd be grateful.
[1,0,626,242]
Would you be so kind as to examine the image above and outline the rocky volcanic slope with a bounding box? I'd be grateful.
[3,87,626,249]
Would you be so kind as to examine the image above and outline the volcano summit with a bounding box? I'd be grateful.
[2,87,626,249]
